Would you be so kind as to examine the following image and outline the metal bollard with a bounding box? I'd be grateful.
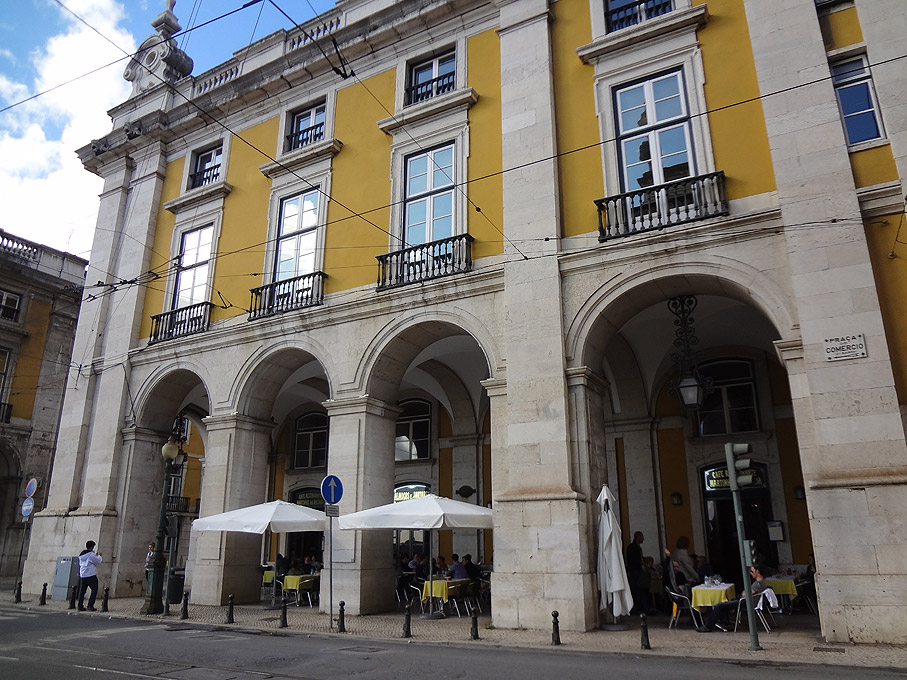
[164,595,171,617]
[402,601,412,638]
[551,610,561,646]
[279,597,288,628]
[469,603,480,640]
[15,581,22,603]
[101,587,110,613]
[338,601,346,633]
[180,591,189,620]
[640,613,651,650]
[39,583,47,606]
[69,584,78,610]
[226,594,235,624]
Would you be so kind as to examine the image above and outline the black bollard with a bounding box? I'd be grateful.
[279,597,288,628]
[226,594,235,624]
[164,596,171,617]
[101,587,110,613]
[69,584,78,610]
[39,583,47,606]
[180,591,189,620]
[338,601,346,633]
[402,601,412,638]
[551,610,561,646]
[469,603,480,640]
[640,613,651,650]
[15,581,22,603]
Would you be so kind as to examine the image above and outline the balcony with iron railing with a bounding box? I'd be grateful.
[376,234,474,290]
[166,495,200,516]
[149,301,215,344]
[405,73,456,106]
[595,171,728,241]
[606,0,674,33]
[286,122,326,152]
[249,272,327,320]
[0,402,11,424]
[188,164,221,190]
[0,304,19,322]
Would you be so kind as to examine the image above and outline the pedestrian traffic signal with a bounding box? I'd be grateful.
[745,539,758,567]
[724,442,753,490]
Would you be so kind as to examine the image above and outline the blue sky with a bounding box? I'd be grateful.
[0,0,335,259]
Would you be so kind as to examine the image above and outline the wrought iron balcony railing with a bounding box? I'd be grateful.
[606,0,674,33]
[286,122,326,151]
[149,301,215,344]
[188,164,221,190]
[405,73,456,106]
[376,234,474,290]
[595,171,728,241]
[0,304,19,322]
[249,272,327,320]
[0,402,11,424]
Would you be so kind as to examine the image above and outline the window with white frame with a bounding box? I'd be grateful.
[831,56,884,146]
[173,225,213,310]
[406,52,456,106]
[395,400,431,461]
[294,412,328,468]
[287,102,326,152]
[696,360,759,436]
[616,71,692,192]
[275,189,320,281]
[0,289,21,322]
[404,144,454,246]
[189,145,223,189]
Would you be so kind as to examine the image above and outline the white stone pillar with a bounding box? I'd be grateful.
[189,414,273,605]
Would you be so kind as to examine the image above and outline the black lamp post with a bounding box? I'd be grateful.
[141,434,184,615]
[667,295,712,410]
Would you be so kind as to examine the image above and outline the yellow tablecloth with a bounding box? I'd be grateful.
[765,578,797,596]
[691,583,736,609]
[422,578,470,602]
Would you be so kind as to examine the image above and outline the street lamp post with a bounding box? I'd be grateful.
[141,436,183,615]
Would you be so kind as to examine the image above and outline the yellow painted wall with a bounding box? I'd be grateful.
[467,30,505,258]
[865,212,907,403]
[694,0,776,200]
[140,156,182,339]
[325,72,395,293]
[215,121,276,322]
[819,5,863,51]
[850,145,898,188]
[776,416,812,564]
[9,299,51,419]
[551,0,603,238]
[657,427,696,552]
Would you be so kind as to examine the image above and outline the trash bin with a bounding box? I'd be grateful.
[166,568,185,604]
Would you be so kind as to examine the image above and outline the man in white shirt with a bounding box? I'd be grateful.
[78,540,102,611]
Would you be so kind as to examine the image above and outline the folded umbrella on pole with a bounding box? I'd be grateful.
[597,485,633,619]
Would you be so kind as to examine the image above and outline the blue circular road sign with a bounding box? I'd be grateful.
[21,497,34,517]
[321,475,343,505]
[25,478,38,498]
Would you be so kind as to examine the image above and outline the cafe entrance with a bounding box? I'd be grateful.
[286,487,325,564]
[701,462,778,585]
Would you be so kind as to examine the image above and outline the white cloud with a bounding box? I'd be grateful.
[0,0,135,259]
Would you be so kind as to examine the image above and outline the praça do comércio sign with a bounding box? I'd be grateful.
[824,333,867,361]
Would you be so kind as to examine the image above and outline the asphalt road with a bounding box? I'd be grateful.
[0,606,903,680]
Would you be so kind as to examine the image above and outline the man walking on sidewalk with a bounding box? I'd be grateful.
[78,541,102,611]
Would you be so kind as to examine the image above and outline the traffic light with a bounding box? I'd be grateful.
[745,539,758,567]
[724,442,753,490]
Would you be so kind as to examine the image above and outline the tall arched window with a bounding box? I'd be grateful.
[395,399,431,461]
[294,412,328,468]
[696,360,759,436]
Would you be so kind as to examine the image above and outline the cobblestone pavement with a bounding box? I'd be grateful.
[6,591,907,672]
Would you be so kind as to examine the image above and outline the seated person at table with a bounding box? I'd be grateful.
[436,555,449,575]
[673,537,701,586]
[448,554,468,580]
[696,554,714,580]
[462,554,481,581]
[411,554,428,580]
[663,549,688,595]
[275,553,290,577]
[300,556,316,575]
[286,559,303,576]
[697,564,767,632]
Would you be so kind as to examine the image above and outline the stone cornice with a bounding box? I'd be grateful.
[163,180,233,214]
[377,88,479,135]
[259,138,343,179]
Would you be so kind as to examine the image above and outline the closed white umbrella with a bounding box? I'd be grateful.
[192,499,326,534]
[597,485,633,619]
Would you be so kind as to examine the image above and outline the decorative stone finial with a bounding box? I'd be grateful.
[123,0,193,98]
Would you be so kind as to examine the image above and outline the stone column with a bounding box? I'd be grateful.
[322,395,400,615]
[746,0,907,643]
[189,414,273,605]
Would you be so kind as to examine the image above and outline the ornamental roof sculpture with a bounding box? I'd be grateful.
[123,0,193,98]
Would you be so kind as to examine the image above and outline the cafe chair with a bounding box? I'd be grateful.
[734,588,779,632]
[665,587,702,630]
[261,569,275,599]
[297,575,319,607]
[408,582,426,613]
[282,575,303,606]
[795,581,818,615]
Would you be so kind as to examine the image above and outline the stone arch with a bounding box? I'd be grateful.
[134,364,213,434]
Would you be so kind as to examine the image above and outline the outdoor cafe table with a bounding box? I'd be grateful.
[691,583,736,610]
[422,578,470,603]
[765,577,797,596]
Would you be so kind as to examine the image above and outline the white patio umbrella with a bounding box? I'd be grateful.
[597,485,634,620]
[192,499,326,534]
[338,493,492,617]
